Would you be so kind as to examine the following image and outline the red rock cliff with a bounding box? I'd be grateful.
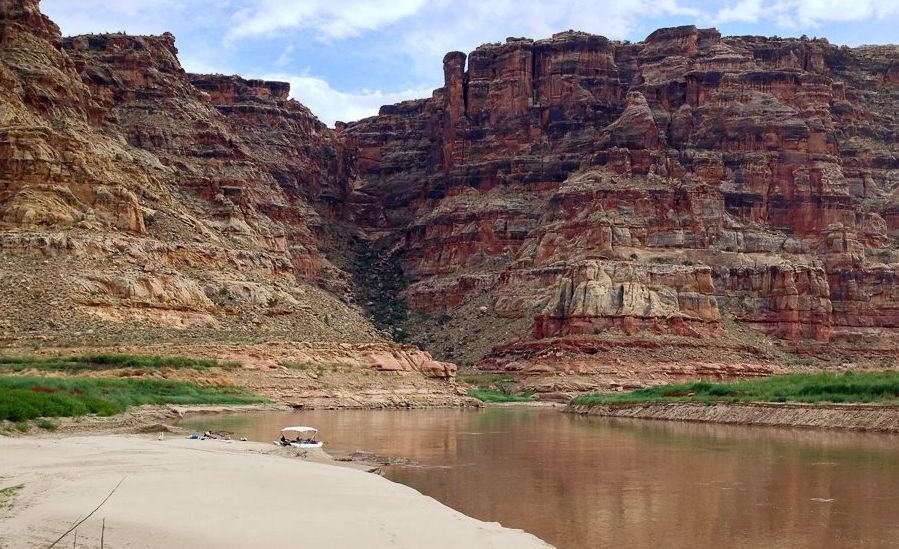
[343,26,899,369]
[2,0,897,382]
[0,0,378,353]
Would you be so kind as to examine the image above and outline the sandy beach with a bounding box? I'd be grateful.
[0,435,550,548]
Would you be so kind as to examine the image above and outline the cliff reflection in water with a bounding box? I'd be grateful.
[182,408,899,549]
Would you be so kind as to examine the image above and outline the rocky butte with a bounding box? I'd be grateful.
[1,0,898,400]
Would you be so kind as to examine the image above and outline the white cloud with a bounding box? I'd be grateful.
[228,0,427,40]
[713,0,899,26]
[41,0,190,35]
[275,44,295,67]
[788,0,899,26]
[713,0,764,23]
[396,0,702,81]
[177,55,225,75]
[38,0,899,125]
[264,72,433,125]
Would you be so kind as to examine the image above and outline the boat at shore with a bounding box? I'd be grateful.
[277,426,324,448]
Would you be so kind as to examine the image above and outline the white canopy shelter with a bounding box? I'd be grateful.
[280,426,318,438]
[277,426,323,447]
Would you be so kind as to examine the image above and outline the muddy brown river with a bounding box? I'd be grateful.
[180,408,899,548]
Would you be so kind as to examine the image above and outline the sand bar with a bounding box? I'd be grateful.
[0,435,551,548]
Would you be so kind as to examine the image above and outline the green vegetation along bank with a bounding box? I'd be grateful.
[0,376,265,423]
[0,353,237,373]
[571,371,899,406]
[467,388,536,403]
[567,371,899,432]
[458,371,536,403]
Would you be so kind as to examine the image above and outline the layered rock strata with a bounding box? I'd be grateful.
[0,0,453,402]
[2,0,898,398]
[344,26,899,377]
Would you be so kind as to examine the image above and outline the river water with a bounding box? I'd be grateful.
[180,408,899,548]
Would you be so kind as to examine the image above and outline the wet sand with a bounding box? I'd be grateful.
[0,435,550,548]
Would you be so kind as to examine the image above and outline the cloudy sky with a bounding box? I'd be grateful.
[42,0,899,125]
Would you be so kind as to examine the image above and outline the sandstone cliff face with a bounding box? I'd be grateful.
[0,0,372,350]
[344,26,899,374]
[0,0,459,391]
[0,0,148,232]
[61,32,351,281]
[2,0,898,396]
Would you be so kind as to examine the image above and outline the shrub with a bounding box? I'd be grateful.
[35,418,57,431]
[468,388,536,403]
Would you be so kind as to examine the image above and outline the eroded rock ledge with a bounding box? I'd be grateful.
[566,402,899,432]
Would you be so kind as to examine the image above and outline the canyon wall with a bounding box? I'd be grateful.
[0,0,360,344]
[2,0,898,396]
[0,0,458,396]
[344,27,899,377]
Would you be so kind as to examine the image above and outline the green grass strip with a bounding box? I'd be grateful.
[0,353,238,372]
[570,371,899,406]
[457,372,516,387]
[468,388,536,403]
[0,376,265,422]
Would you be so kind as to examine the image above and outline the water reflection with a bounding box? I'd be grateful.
[181,409,899,549]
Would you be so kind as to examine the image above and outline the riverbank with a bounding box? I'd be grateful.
[0,435,551,548]
[565,401,899,432]
[0,387,297,435]
[0,345,474,410]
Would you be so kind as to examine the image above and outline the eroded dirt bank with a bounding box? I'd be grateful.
[1,341,476,409]
[565,402,899,432]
